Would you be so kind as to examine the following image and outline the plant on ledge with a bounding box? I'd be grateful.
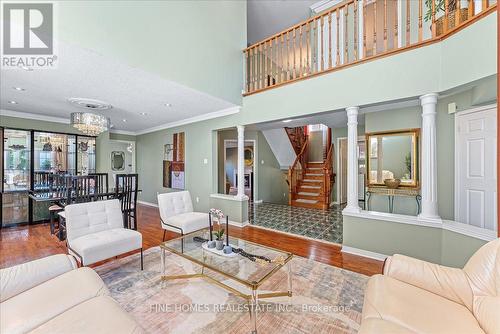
[424,0,457,21]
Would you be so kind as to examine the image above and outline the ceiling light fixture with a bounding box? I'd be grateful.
[140,112,147,116]
[164,103,172,107]
[13,87,25,91]
[122,119,127,122]
[20,66,33,71]
[70,112,110,136]
[8,100,18,104]
[282,119,292,123]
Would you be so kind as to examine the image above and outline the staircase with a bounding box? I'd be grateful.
[288,136,335,210]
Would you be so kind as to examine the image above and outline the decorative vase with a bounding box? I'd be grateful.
[223,245,233,254]
[216,240,224,250]
[207,240,216,249]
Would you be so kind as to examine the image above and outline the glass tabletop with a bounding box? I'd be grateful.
[160,229,293,288]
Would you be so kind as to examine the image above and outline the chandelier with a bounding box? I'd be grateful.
[70,112,110,136]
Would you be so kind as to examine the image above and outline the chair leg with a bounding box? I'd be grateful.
[162,230,166,242]
[140,248,143,271]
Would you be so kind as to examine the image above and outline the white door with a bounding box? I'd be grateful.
[455,106,497,231]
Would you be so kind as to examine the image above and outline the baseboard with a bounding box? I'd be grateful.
[228,220,249,228]
[137,200,158,208]
[254,200,263,204]
[341,245,388,261]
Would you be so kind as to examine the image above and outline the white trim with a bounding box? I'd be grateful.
[229,220,249,228]
[135,106,241,135]
[137,200,158,208]
[343,210,443,229]
[442,220,497,241]
[341,245,388,261]
[454,103,497,117]
[1,109,70,124]
[209,193,249,202]
[109,129,136,136]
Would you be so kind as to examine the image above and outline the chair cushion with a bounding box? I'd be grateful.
[157,191,194,222]
[360,275,485,334]
[64,199,124,241]
[69,228,142,265]
[29,295,143,334]
[0,267,108,334]
[162,212,208,234]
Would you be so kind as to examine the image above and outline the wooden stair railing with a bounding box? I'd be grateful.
[288,139,308,205]
[285,127,307,155]
[243,0,497,95]
[323,142,335,208]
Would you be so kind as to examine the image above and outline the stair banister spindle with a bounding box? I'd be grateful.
[384,0,388,52]
[363,0,367,58]
[344,5,348,63]
[336,8,341,66]
[455,0,461,26]
[394,0,398,47]
[354,0,358,60]
[328,13,332,68]
[406,0,410,45]
[444,0,449,32]
[432,0,437,37]
[293,29,297,79]
[419,0,423,41]
[306,22,310,74]
[320,15,325,71]
[373,0,377,56]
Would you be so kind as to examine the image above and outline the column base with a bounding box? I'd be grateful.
[417,214,442,224]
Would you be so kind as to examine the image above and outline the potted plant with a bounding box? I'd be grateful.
[214,228,225,250]
[424,0,468,35]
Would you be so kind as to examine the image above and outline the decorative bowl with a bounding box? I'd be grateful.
[384,178,401,189]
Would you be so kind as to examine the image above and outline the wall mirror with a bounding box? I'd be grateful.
[244,147,254,166]
[365,129,419,188]
[111,151,125,171]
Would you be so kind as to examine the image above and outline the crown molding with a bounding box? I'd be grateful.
[135,105,241,136]
[109,129,137,136]
[0,109,70,124]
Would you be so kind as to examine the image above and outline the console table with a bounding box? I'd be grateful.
[366,187,421,215]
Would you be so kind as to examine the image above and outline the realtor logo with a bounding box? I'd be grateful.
[1,2,57,68]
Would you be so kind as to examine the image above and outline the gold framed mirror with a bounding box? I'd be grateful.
[244,147,254,166]
[365,129,419,188]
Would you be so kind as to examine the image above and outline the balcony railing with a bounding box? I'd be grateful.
[243,0,497,95]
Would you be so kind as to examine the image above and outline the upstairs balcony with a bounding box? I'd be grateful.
[243,0,497,96]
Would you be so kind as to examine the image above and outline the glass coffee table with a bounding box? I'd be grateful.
[160,229,293,333]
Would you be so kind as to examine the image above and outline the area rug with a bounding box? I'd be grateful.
[94,247,368,334]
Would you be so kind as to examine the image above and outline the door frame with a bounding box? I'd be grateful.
[454,103,497,226]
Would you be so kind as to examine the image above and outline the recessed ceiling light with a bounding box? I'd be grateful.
[8,100,18,104]
[164,103,172,107]
[140,112,147,116]
[20,66,33,71]
[122,119,127,122]
[13,87,25,91]
[282,119,292,123]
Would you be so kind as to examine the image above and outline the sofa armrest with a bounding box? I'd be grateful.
[384,254,473,310]
[0,254,77,302]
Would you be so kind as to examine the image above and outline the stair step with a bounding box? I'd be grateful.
[295,198,318,204]
[302,179,323,183]
[305,173,323,176]
[298,192,320,196]
[300,185,321,189]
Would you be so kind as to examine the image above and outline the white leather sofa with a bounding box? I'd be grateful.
[64,199,143,268]
[158,191,208,241]
[360,238,500,334]
[0,254,143,334]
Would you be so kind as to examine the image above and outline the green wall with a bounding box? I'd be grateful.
[57,0,246,105]
[343,215,489,267]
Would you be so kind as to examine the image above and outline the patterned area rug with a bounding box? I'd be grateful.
[95,247,367,334]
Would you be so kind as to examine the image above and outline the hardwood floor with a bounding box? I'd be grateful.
[0,204,383,276]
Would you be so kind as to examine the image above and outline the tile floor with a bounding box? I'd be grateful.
[248,202,344,244]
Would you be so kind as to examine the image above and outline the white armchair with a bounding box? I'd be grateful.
[64,199,143,268]
[158,191,208,241]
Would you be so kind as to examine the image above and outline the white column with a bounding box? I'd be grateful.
[344,106,361,213]
[236,125,246,199]
[419,93,440,221]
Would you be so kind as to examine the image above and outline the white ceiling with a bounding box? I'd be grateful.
[0,41,237,134]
